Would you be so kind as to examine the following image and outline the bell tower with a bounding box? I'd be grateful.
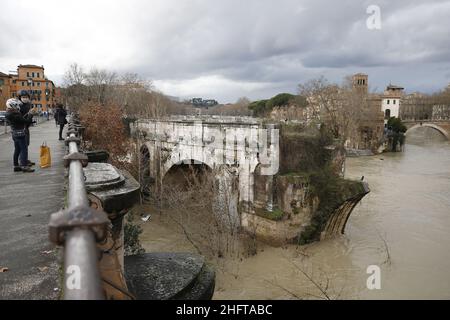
[352,73,368,94]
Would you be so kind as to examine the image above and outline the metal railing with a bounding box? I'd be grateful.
[49,116,108,300]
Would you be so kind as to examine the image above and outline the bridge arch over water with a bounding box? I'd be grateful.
[405,123,449,139]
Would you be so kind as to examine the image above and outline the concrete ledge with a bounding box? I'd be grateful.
[125,252,215,300]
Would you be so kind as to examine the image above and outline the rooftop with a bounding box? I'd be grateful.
[386,84,404,90]
[18,64,44,69]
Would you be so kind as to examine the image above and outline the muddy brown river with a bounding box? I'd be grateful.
[138,127,450,299]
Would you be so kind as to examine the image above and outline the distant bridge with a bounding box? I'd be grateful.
[403,120,450,139]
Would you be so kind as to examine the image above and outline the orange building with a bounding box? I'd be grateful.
[0,64,58,111]
[0,72,12,110]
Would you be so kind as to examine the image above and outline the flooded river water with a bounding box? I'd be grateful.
[139,127,450,299]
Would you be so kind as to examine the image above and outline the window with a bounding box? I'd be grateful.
[27,72,30,77]
[37,82,41,86]
[0,79,3,85]
[22,81,25,86]
[12,80,16,84]
[387,100,390,104]
[46,82,48,88]
[37,73,40,78]
[32,72,35,77]
[393,100,396,104]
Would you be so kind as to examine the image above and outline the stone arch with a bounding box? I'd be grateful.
[162,156,215,178]
[405,123,449,139]
[163,160,241,230]
[163,159,213,188]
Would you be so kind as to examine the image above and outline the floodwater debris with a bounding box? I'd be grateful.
[141,214,151,222]
[38,266,49,272]
[0,267,9,273]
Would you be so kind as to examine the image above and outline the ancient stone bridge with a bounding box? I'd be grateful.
[133,115,279,226]
[403,120,450,139]
[132,116,367,244]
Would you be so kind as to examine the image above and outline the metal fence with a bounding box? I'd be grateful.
[49,116,108,299]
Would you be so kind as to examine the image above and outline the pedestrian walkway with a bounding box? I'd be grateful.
[0,120,66,299]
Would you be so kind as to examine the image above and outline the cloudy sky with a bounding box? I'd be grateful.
[1,0,449,103]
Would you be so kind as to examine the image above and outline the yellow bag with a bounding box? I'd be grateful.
[40,142,51,168]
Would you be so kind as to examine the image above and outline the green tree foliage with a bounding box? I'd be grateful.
[248,93,304,117]
[266,93,296,109]
[248,99,268,116]
[386,117,406,151]
[387,117,407,133]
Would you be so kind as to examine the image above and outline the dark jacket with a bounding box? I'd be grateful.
[20,102,32,116]
[55,108,67,125]
[19,102,33,130]
[5,110,33,131]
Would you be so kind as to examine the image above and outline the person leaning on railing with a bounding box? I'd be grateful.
[5,98,35,173]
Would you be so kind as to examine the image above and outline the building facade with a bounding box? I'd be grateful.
[0,64,58,111]
[381,84,404,122]
[0,72,12,110]
[400,93,433,121]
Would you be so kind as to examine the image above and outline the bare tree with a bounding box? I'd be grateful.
[153,164,256,265]
[62,63,190,120]
[236,97,251,108]
[63,62,86,87]
[85,67,119,104]
[62,63,89,110]
[299,76,373,144]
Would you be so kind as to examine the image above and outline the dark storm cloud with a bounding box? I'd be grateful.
[1,0,449,101]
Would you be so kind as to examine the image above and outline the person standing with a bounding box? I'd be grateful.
[5,98,35,173]
[54,103,67,140]
[17,89,36,166]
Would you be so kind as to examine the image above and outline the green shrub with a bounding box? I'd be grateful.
[255,208,285,221]
[297,167,365,245]
[124,213,145,256]
[387,117,407,133]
